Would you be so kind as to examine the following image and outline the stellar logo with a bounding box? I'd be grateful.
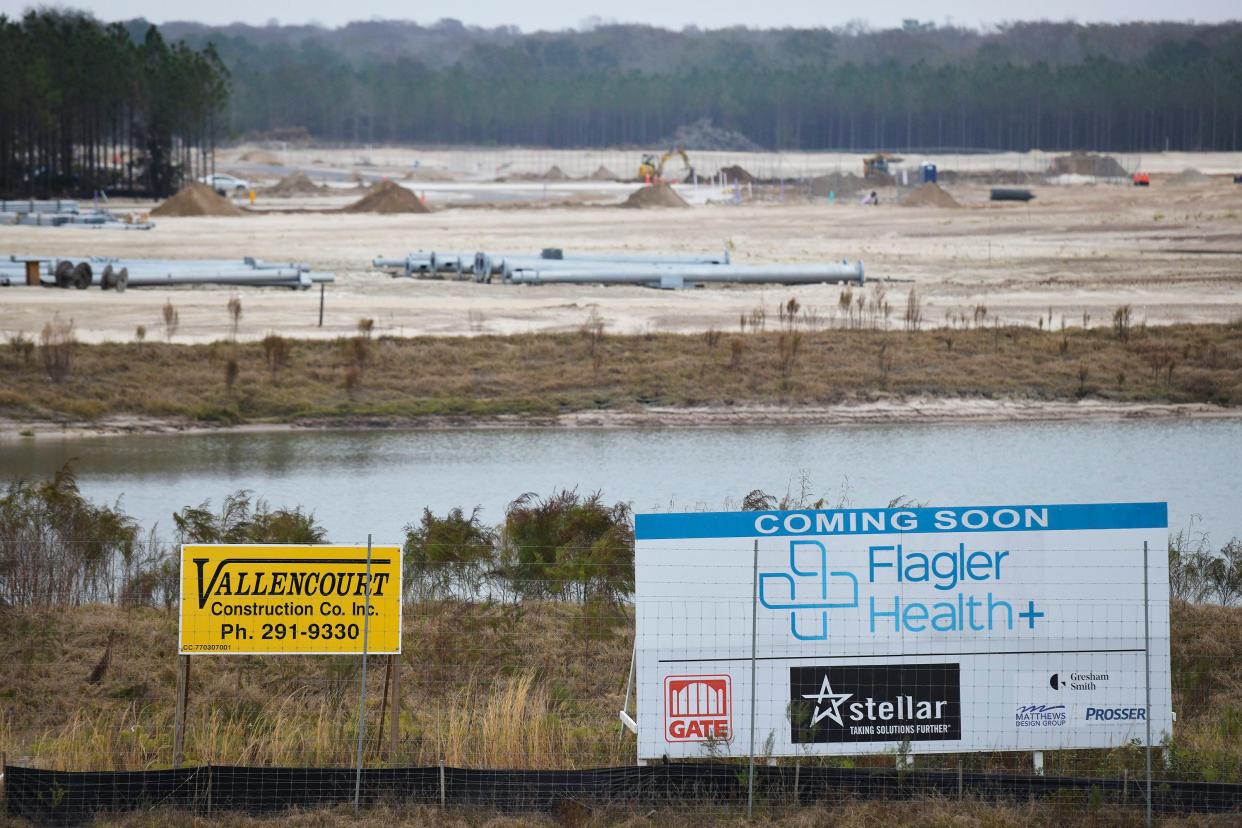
[664,674,732,743]
[790,663,961,743]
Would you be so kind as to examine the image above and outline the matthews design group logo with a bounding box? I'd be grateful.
[790,664,961,743]
[664,674,732,742]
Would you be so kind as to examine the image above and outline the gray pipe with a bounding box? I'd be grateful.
[507,261,863,288]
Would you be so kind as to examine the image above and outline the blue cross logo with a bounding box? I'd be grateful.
[758,540,858,640]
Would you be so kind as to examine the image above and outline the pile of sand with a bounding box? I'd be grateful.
[1050,153,1127,178]
[543,166,570,181]
[620,183,690,209]
[1167,168,1208,186]
[902,182,961,208]
[240,149,280,165]
[719,165,755,184]
[265,171,323,196]
[589,165,621,181]
[151,182,245,217]
[343,179,429,214]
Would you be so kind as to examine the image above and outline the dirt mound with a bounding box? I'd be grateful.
[343,179,429,214]
[809,172,864,197]
[1050,153,1127,178]
[240,149,280,165]
[543,166,570,181]
[1167,168,1208,186]
[151,182,245,217]
[663,118,762,151]
[589,165,620,181]
[620,183,690,209]
[902,182,961,208]
[265,171,323,196]
[719,165,755,184]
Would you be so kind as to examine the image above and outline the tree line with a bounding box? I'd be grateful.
[0,10,229,198]
[163,18,1242,152]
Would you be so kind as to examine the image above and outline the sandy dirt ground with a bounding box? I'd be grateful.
[2,160,1240,344]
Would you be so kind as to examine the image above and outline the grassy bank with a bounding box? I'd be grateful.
[2,323,1241,425]
[3,601,1241,780]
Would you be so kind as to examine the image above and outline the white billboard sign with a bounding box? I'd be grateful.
[634,502,1171,760]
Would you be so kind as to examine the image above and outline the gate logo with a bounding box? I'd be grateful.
[665,674,732,742]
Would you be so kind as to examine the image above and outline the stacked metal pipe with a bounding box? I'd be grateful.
[0,199,154,229]
[0,255,333,290]
[373,248,863,288]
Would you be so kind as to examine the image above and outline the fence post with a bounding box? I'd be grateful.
[390,654,401,762]
[353,535,374,814]
[747,538,759,820]
[173,654,190,769]
[1143,540,1152,828]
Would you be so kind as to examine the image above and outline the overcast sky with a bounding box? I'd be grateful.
[4,1,1238,31]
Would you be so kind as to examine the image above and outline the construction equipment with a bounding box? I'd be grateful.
[863,153,902,180]
[638,148,694,183]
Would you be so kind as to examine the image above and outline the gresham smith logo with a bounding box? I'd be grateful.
[194,555,393,609]
[790,664,961,743]
[665,675,732,742]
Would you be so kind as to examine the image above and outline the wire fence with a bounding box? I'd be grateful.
[3,543,1242,823]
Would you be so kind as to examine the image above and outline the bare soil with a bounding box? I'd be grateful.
[343,180,429,214]
[620,183,690,208]
[1,173,1240,344]
[901,181,961,207]
[150,182,246,217]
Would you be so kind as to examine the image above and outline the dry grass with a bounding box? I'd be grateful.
[2,601,1242,782]
[4,799,1240,827]
[1,324,1240,424]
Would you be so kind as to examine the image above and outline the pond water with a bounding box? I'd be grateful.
[2,419,1239,546]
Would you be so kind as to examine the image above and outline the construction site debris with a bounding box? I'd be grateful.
[1167,168,1208,186]
[1050,153,1127,178]
[902,182,961,208]
[0,199,154,229]
[542,165,570,181]
[620,183,690,209]
[343,180,430,214]
[265,171,324,196]
[663,118,762,151]
[1,254,332,291]
[152,183,246,217]
[991,188,1036,202]
[719,165,755,184]
[588,165,621,181]
[373,248,861,289]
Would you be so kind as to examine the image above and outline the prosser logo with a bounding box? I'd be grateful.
[665,675,732,743]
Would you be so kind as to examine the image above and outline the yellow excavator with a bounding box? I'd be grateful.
[638,148,694,183]
[863,152,903,180]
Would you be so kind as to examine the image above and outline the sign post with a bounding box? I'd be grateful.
[634,502,1172,762]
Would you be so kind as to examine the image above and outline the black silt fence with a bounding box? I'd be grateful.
[7,763,1242,824]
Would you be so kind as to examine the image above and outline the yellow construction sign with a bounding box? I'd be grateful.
[179,544,402,655]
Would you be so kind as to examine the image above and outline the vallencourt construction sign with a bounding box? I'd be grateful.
[179,544,402,655]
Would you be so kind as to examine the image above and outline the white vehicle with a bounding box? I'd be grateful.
[198,173,250,194]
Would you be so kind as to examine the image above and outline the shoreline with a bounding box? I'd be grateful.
[4,397,1239,441]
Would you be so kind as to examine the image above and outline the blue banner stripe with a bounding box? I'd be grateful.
[635,502,1168,540]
